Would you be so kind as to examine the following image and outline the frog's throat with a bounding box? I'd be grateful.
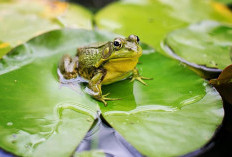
[101,57,139,85]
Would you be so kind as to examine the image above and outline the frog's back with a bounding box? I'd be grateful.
[77,42,107,68]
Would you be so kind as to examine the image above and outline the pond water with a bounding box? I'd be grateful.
[75,117,143,157]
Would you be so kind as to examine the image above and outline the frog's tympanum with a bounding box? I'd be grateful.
[58,35,151,106]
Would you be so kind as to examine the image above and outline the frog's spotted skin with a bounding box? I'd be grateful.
[58,35,151,106]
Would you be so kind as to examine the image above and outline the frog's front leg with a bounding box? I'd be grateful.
[59,54,79,79]
[130,68,152,85]
[87,70,119,106]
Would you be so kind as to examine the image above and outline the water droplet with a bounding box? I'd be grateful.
[7,122,13,126]
[86,118,92,122]
[203,82,207,86]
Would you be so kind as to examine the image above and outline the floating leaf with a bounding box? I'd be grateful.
[0,29,224,157]
[0,29,116,156]
[95,0,232,53]
[164,21,232,78]
[99,51,223,157]
[74,150,105,157]
[0,0,93,56]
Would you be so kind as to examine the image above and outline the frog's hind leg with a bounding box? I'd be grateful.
[58,54,79,79]
[87,70,120,106]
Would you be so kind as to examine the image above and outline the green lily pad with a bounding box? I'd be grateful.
[95,0,232,53]
[0,29,117,156]
[99,51,223,156]
[0,0,93,57]
[74,150,105,157]
[0,29,224,156]
[164,21,232,78]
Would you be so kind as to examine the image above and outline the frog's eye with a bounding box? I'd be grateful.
[113,39,122,49]
[114,41,120,46]
[136,36,140,43]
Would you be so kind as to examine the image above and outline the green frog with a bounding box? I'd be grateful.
[58,35,151,106]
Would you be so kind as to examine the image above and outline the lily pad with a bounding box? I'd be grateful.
[0,29,117,156]
[95,0,232,53]
[99,51,223,156]
[164,21,232,78]
[0,0,93,56]
[0,29,224,157]
[74,150,105,157]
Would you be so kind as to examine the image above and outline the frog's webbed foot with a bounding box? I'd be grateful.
[59,54,79,79]
[97,93,121,106]
[130,68,153,85]
[88,72,121,106]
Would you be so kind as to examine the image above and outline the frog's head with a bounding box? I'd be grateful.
[103,35,142,60]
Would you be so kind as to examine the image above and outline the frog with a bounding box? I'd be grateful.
[58,35,151,106]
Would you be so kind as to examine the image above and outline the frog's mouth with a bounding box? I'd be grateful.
[110,57,139,61]
[110,47,142,60]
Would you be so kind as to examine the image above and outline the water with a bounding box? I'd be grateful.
[75,117,143,157]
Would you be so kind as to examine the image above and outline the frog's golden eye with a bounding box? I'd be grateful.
[113,39,122,50]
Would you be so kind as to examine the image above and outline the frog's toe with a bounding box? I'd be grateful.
[104,97,121,101]
[98,94,121,106]
[102,93,110,97]
[101,99,108,106]
[131,76,148,85]
[136,77,147,85]
[130,77,135,83]
[140,76,153,80]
